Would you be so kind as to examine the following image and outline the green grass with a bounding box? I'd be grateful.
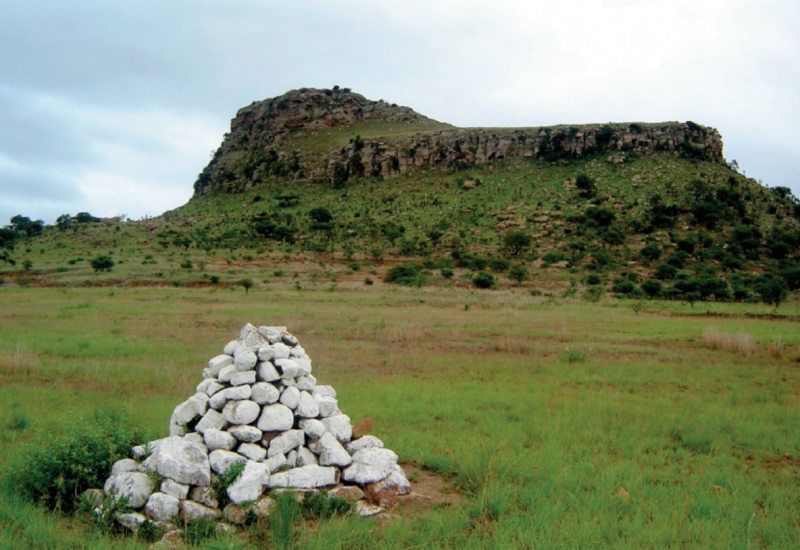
[1,286,798,548]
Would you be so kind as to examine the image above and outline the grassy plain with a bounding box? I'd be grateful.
[1,285,798,549]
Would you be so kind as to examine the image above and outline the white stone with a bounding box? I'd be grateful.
[180,500,221,521]
[189,486,218,508]
[227,461,269,505]
[258,326,285,344]
[195,409,227,434]
[189,392,209,416]
[296,446,318,467]
[240,323,269,350]
[228,425,262,443]
[224,385,252,401]
[296,391,319,418]
[223,340,239,356]
[268,430,305,457]
[321,414,352,443]
[222,400,260,425]
[315,395,340,418]
[271,343,291,360]
[116,512,147,532]
[286,450,298,468]
[109,472,154,509]
[234,348,258,371]
[309,433,352,467]
[111,458,140,476]
[346,435,384,454]
[281,331,299,346]
[202,367,214,379]
[145,492,180,522]
[264,453,287,473]
[204,429,237,451]
[131,445,147,461]
[296,374,316,391]
[312,385,337,398]
[299,419,326,439]
[209,449,246,474]
[256,361,281,382]
[161,479,190,500]
[274,358,298,378]
[294,358,312,376]
[257,403,294,432]
[218,364,237,383]
[208,390,228,410]
[208,354,233,376]
[144,436,211,487]
[267,465,338,489]
[342,448,399,484]
[231,370,256,386]
[196,378,215,395]
[257,347,276,362]
[355,501,383,517]
[238,443,267,462]
[184,433,205,447]
[279,386,300,409]
[170,400,199,436]
[251,382,280,404]
[289,345,306,358]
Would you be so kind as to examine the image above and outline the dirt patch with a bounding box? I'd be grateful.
[385,464,465,518]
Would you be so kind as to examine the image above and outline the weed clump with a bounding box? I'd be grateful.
[702,328,756,356]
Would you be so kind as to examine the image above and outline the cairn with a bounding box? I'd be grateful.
[97,324,410,532]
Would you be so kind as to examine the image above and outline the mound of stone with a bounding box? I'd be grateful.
[97,324,410,532]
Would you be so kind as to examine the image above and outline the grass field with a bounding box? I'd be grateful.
[1,286,798,549]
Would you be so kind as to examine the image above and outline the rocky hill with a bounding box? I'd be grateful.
[193,87,724,196]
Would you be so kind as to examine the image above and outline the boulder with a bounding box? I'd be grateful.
[342,448,398,485]
[227,461,269,504]
[204,428,237,451]
[223,340,239,356]
[234,349,258,371]
[161,479,190,500]
[222,400,260,425]
[299,419,326,439]
[116,512,147,533]
[296,391,320,418]
[346,435,383,454]
[309,433,352,467]
[180,500,221,521]
[267,465,338,489]
[251,382,280,404]
[144,437,212,487]
[195,409,227,434]
[189,486,219,508]
[256,361,281,382]
[111,458,141,476]
[209,449,246,474]
[238,443,267,462]
[315,395,339,418]
[231,370,256,386]
[145,492,180,522]
[279,386,300,409]
[267,429,305,457]
[207,354,233,376]
[321,414,352,443]
[109,472,154,509]
[228,425,262,443]
[257,404,294,432]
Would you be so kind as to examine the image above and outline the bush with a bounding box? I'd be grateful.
[6,411,142,513]
[472,271,495,289]
[575,174,596,198]
[508,265,529,285]
[489,259,510,272]
[585,273,602,286]
[440,268,454,279]
[641,279,663,299]
[640,243,662,263]
[503,231,532,256]
[385,264,426,286]
[90,255,115,272]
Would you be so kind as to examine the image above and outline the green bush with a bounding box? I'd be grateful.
[300,491,352,520]
[472,271,495,289]
[90,255,115,272]
[489,259,510,272]
[508,265,529,285]
[385,264,426,286]
[6,411,142,513]
[440,268,454,279]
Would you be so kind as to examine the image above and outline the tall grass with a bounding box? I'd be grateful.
[703,327,757,356]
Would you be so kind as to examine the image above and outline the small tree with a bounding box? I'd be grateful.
[641,280,662,299]
[472,271,495,289]
[508,265,529,286]
[503,231,532,256]
[90,256,114,272]
[238,278,254,294]
[575,174,596,198]
[754,274,789,311]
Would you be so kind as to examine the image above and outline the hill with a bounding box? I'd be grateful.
[1,87,799,307]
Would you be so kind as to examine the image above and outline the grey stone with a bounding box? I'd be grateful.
[218,364,238,383]
[109,472,154,509]
[296,374,316,391]
[257,404,294,432]
[189,486,218,508]
[227,461,269,504]
[271,343,291,360]
[267,465,338,489]
[231,370,256,386]
[131,445,147,461]
[294,358,312,376]
[309,433,352,467]
[289,345,307,358]
[296,446,319,467]
[116,512,147,532]
[256,361,281,382]
[180,500,221,521]
[312,385,337,398]
[195,409,227,434]
[342,448,398,485]
[189,392,209,416]
[169,400,199,436]
[204,428,237,451]
[296,391,319,418]
[257,347,276,362]
[111,458,140,476]
[258,326,285,344]
[251,382,280,404]
[208,354,233,376]
[197,379,225,397]
[346,435,384,454]
[234,349,258,371]
[240,323,269,350]
[145,492,180,522]
[238,443,267,462]
[228,425,262,443]
[184,433,206,447]
[224,384,253,401]
[286,449,298,468]
[144,436,211,487]
[160,479,190,500]
[281,331,299,346]
[279,386,300,409]
[299,419,326,439]
[321,414,352,443]
[268,429,305,457]
[209,449,246,474]
[222,400,260,425]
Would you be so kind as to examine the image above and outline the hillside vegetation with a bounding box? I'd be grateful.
[1,88,799,309]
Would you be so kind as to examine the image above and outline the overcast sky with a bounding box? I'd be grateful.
[2,0,798,225]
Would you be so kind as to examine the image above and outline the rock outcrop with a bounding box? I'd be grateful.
[192,87,724,196]
[97,324,411,534]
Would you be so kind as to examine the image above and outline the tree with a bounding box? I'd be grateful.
[641,280,662,299]
[21,259,33,273]
[56,214,72,231]
[753,274,789,310]
[575,174,596,198]
[503,231,532,256]
[309,207,333,225]
[472,271,495,289]
[90,256,115,272]
[640,243,662,263]
[237,278,254,294]
[508,265,529,286]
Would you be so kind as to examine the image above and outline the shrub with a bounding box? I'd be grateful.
[472,271,496,289]
[585,273,602,286]
[753,274,790,309]
[90,255,115,272]
[666,251,689,268]
[385,264,426,286]
[508,265,529,285]
[503,231,532,256]
[640,243,662,263]
[440,268,454,279]
[641,280,663,299]
[7,411,142,513]
[237,278,254,294]
[575,174,596,198]
[489,259,510,272]
[213,460,245,508]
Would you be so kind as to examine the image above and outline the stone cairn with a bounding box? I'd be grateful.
[97,324,410,533]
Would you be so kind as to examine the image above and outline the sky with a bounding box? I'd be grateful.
[2,0,798,225]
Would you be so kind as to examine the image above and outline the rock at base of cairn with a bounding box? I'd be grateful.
[97,323,412,533]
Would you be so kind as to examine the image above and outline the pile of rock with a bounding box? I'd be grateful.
[96,324,410,532]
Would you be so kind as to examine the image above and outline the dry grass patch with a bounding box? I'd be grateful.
[702,327,757,356]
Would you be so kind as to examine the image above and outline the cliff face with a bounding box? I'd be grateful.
[193,88,725,196]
